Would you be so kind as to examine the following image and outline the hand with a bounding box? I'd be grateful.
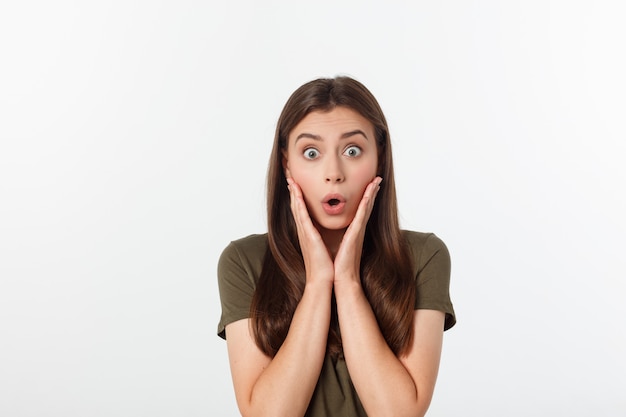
[333,176,383,283]
[287,178,335,286]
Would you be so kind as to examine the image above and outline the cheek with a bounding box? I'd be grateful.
[354,161,378,186]
[289,169,315,199]
[289,166,308,187]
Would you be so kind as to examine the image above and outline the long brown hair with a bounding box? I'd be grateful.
[250,76,415,358]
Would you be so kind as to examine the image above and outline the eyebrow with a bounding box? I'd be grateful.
[295,130,369,143]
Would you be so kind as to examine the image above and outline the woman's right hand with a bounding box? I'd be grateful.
[287,178,335,286]
[224,179,335,417]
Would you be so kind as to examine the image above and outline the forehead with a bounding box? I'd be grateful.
[289,107,374,139]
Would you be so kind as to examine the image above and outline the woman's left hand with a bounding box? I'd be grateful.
[333,176,382,283]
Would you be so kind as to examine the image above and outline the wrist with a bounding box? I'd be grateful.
[333,278,363,297]
[333,268,360,284]
[304,278,334,295]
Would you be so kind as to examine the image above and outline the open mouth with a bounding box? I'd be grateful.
[322,194,346,215]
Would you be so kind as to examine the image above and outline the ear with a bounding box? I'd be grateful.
[282,150,291,178]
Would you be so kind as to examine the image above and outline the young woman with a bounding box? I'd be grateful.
[217,76,455,417]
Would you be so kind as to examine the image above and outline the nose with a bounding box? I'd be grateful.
[325,156,345,183]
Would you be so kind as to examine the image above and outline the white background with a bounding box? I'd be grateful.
[1,1,625,416]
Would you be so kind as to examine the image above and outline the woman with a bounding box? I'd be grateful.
[217,76,455,417]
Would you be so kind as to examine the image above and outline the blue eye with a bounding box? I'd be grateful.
[344,146,362,157]
[303,148,320,160]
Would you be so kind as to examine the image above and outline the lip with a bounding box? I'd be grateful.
[322,193,346,215]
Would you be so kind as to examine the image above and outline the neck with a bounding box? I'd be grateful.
[316,224,346,259]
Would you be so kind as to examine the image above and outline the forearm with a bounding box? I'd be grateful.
[247,281,332,417]
[334,280,425,417]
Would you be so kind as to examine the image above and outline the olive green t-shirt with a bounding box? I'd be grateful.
[217,231,455,417]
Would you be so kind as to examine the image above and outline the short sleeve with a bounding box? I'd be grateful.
[413,234,456,330]
[216,240,258,339]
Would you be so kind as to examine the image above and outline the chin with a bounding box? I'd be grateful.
[314,217,352,231]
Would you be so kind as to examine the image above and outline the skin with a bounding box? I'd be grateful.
[225,107,446,417]
[283,106,380,257]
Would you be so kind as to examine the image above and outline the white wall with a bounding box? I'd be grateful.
[1,1,624,416]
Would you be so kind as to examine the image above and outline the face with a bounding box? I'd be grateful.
[283,106,379,232]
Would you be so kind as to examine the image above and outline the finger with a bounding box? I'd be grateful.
[340,180,381,249]
[366,176,382,212]
[287,177,295,214]
[287,179,319,240]
[289,180,304,220]
[287,180,309,241]
[363,176,382,201]
[292,182,318,235]
[350,177,382,230]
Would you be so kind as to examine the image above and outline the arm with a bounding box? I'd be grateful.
[225,279,332,417]
[332,178,446,416]
[225,178,336,417]
[334,281,445,417]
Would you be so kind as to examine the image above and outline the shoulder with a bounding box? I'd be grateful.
[223,233,269,255]
[402,230,450,269]
[218,233,268,280]
[402,230,440,247]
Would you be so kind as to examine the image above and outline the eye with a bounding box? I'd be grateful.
[343,146,362,158]
[303,148,320,160]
